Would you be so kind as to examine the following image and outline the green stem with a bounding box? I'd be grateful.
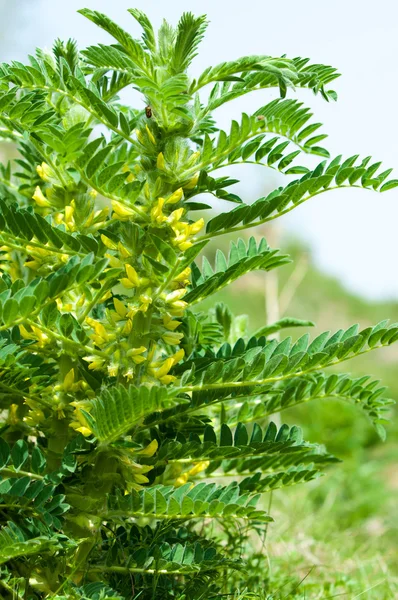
[180,346,376,395]
[0,467,44,480]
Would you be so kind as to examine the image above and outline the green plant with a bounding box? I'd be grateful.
[0,7,396,599]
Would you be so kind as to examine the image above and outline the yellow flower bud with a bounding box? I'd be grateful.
[126,346,147,357]
[125,264,140,286]
[188,460,210,476]
[118,242,131,258]
[101,234,118,250]
[159,374,176,384]
[156,152,165,170]
[175,473,189,487]
[133,473,150,484]
[135,128,144,144]
[166,289,186,303]
[145,124,156,145]
[63,368,75,392]
[107,254,124,268]
[183,172,200,189]
[114,297,128,318]
[121,319,133,335]
[166,188,184,204]
[171,348,185,365]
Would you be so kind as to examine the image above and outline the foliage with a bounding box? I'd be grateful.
[0,7,395,599]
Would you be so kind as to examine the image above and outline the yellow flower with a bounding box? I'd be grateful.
[154,357,174,379]
[174,267,191,284]
[162,331,184,345]
[83,357,106,371]
[150,197,166,224]
[32,186,50,208]
[126,346,147,364]
[167,208,184,225]
[64,205,75,231]
[86,318,110,346]
[189,218,204,235]
[126,264,140,286]
[19,324,50,348]
[138,439,158,457]
[107,364,119,377]
[69,401,93,436]
[36,162,52,181]
[168,300,188,316]
[112,200,136,220]
[138,292,152,313]
[163,315,181,331]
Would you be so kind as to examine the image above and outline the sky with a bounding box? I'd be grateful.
[0,0,397,300]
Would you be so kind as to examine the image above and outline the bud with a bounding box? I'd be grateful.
[156,152,165,170]
[166,188,184,204]
[145,124,156,145]
[183,172,200,190]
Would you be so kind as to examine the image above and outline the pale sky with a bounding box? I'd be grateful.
[1,0,397,299]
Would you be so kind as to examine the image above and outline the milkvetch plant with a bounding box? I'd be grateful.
[0,7,396,599]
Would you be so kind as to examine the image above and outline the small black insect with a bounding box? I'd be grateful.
[145,106,152,118]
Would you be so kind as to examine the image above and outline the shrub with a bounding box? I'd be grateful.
[0,7,396,599]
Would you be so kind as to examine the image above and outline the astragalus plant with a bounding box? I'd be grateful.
[0,7,396,600]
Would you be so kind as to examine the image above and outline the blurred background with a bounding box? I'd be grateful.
[0,1,397,597]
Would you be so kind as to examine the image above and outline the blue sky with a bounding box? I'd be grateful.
[1,0,397,299]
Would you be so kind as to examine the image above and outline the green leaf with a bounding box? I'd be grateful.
[82,385,176,444]
[186,237,290,304]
